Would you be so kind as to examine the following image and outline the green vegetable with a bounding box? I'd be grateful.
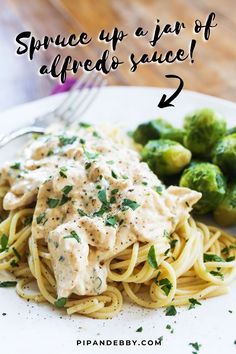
[203,253,225,262]
[63,230,81,243]
[59,166,67,178]
[59,135,77,146]
[189,342,201,351]
[154,184,165,195]
[77,208,87,217]
[36,212,46,224]
[54,297,67,308]
[61,185,73,195]
[105,215,118,227]
[133,118,172,145]
[226,126,236,135]
[0,234,8,252]
[165,305,177,316]
[47,198,60,208]
[180,162,226,214]
[142,139,191,177]
[183,108,226,156]
[59,195,71,206]
[83,148,99,160]
[0,281,17,288]
[111,170,118,179]
[188,298,201,310]
[79,122,91,128]
[12,247,21,260]
[212,134,236,177]
[98,189,109,205]
[158,278,172,296]
[210,270,224,280]
[10,162,21,170]
[23,215,33,226]
[161,127,186,144]
[213,183,236,226]
[121,198,140,211]
[136,327,143,332]
[147,245,158,269]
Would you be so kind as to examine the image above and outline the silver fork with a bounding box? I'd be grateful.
[0,72,106,148]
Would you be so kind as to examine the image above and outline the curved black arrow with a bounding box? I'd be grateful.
[158,74,184,108]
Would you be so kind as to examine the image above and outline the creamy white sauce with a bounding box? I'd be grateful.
[0,125,201,298]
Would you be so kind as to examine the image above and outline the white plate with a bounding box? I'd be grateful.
[0,87,236,354]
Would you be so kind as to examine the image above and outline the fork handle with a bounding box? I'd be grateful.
[0,126,45,148]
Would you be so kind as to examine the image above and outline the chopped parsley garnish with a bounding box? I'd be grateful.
[93,131,101,138]
[121,198,140,211]
[210,270,224,280]
[23,215,33,226]
[59,135,77,146]
[148,245,158,269]
[98,189,109,205]
[106,160,114,165]
[0,234,8,252]
[166,324,174,333]
[165,305,177,316]
[83,146,99,160]
[12,247,21,260]
[110,196,116,204]
[10,162,21,170]
[122,175,129,180]
[111,189,119,195]
[54,297,67,308]
[188,298,201,310]
[47,198,60,208]
[170,239,178,250]
[93,204,109,217]
[79,122,91,128]
[80,138,85,144]
[59,166,68,178]
[0,281,17,288]
[10,260,19,268]
[77,208,87,217]
[136,326,143,332]
[59,194,71,206]
[105,215,118,227]
[226,256,235,262]
[85,162,92,169]
[203,253,225,262]
[189,342,201,352]
[47,150,54,156]
[163,230,170,239]
[36,212,46,225]
[142,181,148,186]
[222,244,236,255]
[59,255,65,262]
[158,278,172,296]
[93,189,112,217]
[111,170,118,179]
[64,230,81,243]
[154,185,164,194]
[62,185,73,195]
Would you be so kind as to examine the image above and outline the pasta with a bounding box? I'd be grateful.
[0,124,235,319]
[0,200,235,319]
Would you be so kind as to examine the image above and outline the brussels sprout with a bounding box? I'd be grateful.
[212,134,236,177]
[226,126,236,135]
[160,127,186,144]
[183,108,227,156]
[142,139,191,176]
[179,162,226,214]
[214,183,236,226]
[133,118,172,145]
